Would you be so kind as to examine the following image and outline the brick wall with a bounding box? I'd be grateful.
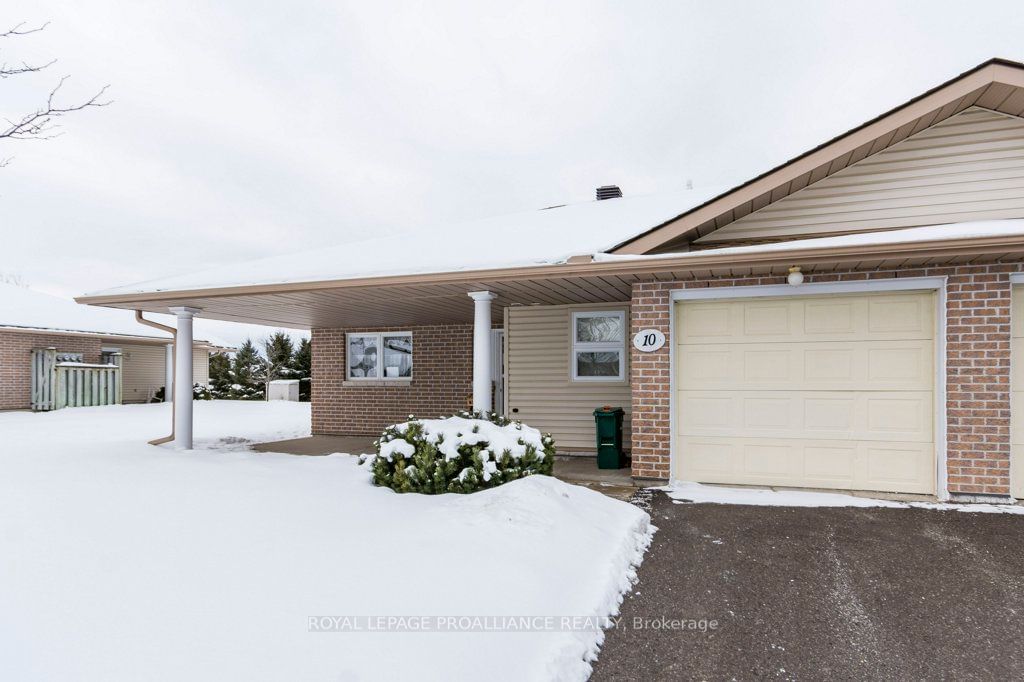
[630,261,1021,498]
[0,331,102,410]
[311,324,474,435]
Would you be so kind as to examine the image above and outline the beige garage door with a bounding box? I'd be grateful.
[1011,286,1024,499]
[675,291,936,495]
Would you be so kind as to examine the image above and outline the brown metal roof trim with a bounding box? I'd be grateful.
[76,231,1024,309]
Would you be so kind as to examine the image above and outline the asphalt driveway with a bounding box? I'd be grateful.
[592,493,1024,681]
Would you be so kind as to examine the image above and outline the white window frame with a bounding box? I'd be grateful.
[346,331,413,381]
[571,310,626,382]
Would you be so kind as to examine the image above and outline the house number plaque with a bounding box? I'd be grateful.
[632,329,665,352]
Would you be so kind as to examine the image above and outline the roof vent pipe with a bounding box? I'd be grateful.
[596,185,622,200]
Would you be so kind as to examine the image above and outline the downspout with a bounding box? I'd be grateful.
[135,310,176,445]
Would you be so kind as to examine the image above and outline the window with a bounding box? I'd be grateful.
[347,332,412,380]
[571,311,625,381]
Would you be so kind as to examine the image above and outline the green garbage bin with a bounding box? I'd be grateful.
[593,406,625,469]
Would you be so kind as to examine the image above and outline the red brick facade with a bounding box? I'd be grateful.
[311,324,475,436]
[0,331,102,410]
[629,261,1021,498]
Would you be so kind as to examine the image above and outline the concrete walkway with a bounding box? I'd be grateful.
[250,435,635,497]
[552,456,634,499]
[251,435,376,456]
[592,492,1024,680]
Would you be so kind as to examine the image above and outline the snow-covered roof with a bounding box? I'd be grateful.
[593,219,1024,264]
[0,282,221,344]
[85,186,728,297]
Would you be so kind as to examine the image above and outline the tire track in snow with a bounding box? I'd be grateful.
[822,526,903,678]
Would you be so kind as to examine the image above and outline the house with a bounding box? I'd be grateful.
[1,283,225,409]
[78,58,1024,502]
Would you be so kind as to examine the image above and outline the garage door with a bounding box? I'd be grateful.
[675,291,936,495]
[1011,286,1024,499]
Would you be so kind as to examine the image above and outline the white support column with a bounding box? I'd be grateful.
[164,343,174,402]
[468,291,496,413]
[169,307,201,449]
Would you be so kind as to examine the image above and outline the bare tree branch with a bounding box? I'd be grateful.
[1,76,111,140]
[1,21,49,38]
[1,21,56,77]
[1,57,56,78]
[0,21,109,158]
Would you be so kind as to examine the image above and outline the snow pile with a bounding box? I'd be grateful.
[0,401,653,681]
[0,281,234,347]
[392,416,549,461]
[379,436,416,460]
[0,281,172,339]
[666,481,1024,515]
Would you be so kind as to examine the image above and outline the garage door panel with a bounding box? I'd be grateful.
[678,340,933,391]
[675,290,936,496]
[678,436,934,494]
[679,390,932,442]
[678,293,934,344]
[865,444,932,490]
[684,439,736,477]
[741,443,795,476]
[803,445,857,481]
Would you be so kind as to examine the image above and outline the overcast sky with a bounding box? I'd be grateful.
[2,1,1024,345]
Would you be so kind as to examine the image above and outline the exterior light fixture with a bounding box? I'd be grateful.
[787,266,804,287]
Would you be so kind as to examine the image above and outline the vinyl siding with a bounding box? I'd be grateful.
[506,303,630,452]
[116,343,209,403]
[193,348,210,385]
[700,107,1024,243]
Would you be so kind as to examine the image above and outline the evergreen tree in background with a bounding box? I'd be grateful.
[205,334,310,401]
[293,337,312,402]
[231,339,267,400]
[264,331,296,382]
[208,352,233,398]
[293,338,311,378]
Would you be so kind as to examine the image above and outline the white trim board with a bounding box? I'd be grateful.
[666,276,950,500]
[669,277,947,301]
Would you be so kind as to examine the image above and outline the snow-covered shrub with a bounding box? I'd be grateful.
[192,383,213,400]
[362,411,556,494]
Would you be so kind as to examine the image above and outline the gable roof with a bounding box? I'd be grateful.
[610,58,1024,254]
[700,106,1024,243]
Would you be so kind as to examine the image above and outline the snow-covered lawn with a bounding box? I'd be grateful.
[0,402,652,682]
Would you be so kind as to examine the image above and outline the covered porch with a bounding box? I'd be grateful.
[77,226,1024,473]
[82,263,648,451]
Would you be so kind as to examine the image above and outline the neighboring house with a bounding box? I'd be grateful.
[0,283,223,409]
[81,58,1024,502]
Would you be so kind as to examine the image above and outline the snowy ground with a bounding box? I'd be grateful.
[0,402,652,682]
